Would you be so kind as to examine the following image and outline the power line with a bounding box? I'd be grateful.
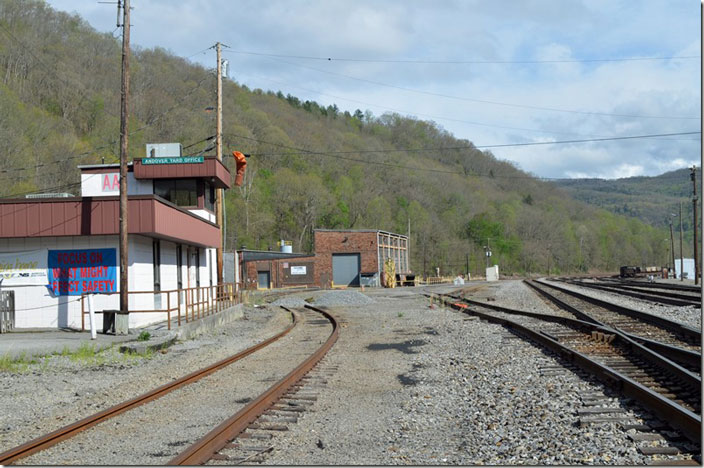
[241,72,702,142]
[224,131,700,180]
[226,50,700,65]
[243,55,700,121]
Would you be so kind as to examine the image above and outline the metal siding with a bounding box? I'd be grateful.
[133,158,231,189]
[332,253,360,286]
[0,198,219,247]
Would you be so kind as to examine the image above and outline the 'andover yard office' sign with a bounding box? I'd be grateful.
[47,248,117,295]
[141,156,204,165]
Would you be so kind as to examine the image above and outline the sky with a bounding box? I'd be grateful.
[45,0,701,180]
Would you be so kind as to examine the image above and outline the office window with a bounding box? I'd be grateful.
[204,182,215,212]
[154,179,198,207]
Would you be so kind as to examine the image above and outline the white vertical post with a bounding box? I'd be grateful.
[87,294,97,340]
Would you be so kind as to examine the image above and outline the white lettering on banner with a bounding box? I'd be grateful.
[0,250,48,285]
[290,266,307,275]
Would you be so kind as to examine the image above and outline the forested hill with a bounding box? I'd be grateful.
[554,169,700,257]
[0,1,674,276]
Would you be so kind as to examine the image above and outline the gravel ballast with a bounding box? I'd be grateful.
[1,281,699,465]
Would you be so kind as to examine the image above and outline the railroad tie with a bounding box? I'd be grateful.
[577,407,627,415]
[638,446,681,456]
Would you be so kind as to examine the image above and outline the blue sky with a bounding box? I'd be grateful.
[45,0,701,179]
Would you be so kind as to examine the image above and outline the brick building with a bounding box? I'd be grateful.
[238,249,316,290]
[314,229,409,288]
[237,229,410,289]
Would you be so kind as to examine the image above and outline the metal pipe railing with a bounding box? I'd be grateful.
[81,283,240,331]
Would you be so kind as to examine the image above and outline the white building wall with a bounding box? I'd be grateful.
[674,258,696,280]
[188,209,216,223]
[0,235,192,330]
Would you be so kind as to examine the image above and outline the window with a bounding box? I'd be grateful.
[176,245,183,290]
[195,248,200,288]
[154,179,198,207]
[204,182,215,212]
[153,240,161,292]
[209,249,213,287]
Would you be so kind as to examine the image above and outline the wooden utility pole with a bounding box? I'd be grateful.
[215,42,224,284]
[691,166,699,285]
[119,0,131,313]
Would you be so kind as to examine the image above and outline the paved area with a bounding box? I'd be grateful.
[0,328,136,359]
[0,305,244,359]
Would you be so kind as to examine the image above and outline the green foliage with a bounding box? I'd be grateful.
[137,331,151,341]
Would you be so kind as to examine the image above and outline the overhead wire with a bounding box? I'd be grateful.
[229,53,700,121]
[239,72,701,142]
[224,131,700,181]
[226,50,701,65]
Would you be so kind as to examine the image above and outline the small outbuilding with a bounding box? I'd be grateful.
[313,229,410,288]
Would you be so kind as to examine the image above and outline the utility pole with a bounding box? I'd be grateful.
[118,0,131,313]
[669,220,675,278]
[691,166,699,285]
[215,42,224,284]
[407,216,411,273]
[679,202,684,281]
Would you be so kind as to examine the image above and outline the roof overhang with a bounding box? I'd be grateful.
[133,156,231,189]
[0,195,221,248]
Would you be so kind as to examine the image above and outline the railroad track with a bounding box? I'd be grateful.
[603,278,702,294]
[525,279,701,372]
[434,293,701,460]
[0,305,338,466]
[562,278,701,307]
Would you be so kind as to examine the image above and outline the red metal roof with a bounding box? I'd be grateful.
[133,157,231,189]
[0,196,221,248]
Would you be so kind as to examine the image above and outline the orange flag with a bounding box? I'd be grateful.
[233,151,247,186]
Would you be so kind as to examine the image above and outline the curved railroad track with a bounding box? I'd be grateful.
[1,305,338,466]
[435,293,701,451]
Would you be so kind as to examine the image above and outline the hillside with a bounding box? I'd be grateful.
[0,0,679,276]
[553,169,700,257]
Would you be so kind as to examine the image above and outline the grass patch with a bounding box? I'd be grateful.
[0,352,38,373]
[137,331,151,341]
[0,342,155,374]
[69,342,104,365]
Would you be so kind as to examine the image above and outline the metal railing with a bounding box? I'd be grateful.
[0,290,14,334]
[80,283,240,331]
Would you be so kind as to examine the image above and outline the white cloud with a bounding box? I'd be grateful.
[45,0,701,179]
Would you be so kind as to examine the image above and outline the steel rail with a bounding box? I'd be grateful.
[564,280,700,307]
[605,278,702,293]
[436,295,702,444]
[0,309,298,465]
[443,293,701,389]
[169,304,339,465]
[523,281,701,369]
[531,279,701,341]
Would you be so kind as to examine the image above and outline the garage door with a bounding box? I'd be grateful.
[332,253,360,287]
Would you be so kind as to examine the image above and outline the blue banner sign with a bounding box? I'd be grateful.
[47,248,117,295]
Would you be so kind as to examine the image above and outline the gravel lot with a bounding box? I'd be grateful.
[1,280,700,465]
